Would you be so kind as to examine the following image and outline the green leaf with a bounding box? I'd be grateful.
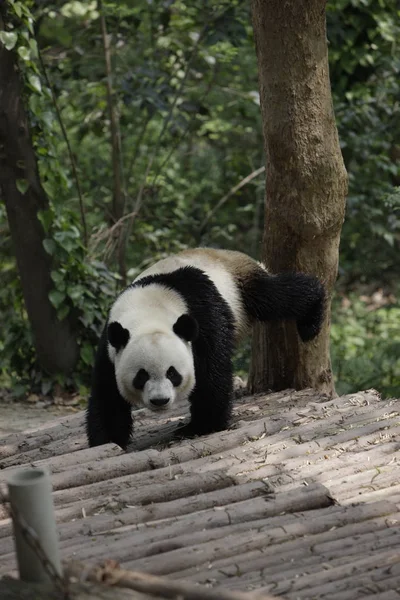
[16,179,29,194]
[43,239,56,255]
[13,2,23,18]
[57,305,70,320]
[67,286,84,301]
[383,232,394,247]
[28,74,42,94]
[17,46,31,61]
[49,290,66,309]
[55,236,79,253]
[80,343,94,366]
[38,209,54,233]
[26,18,34,36]
[29,38,38,59]
[12,383,27,399]
[0,31,18,51]
[51,271,63,284]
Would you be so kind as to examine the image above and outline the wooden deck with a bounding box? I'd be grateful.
[0,388,399,599]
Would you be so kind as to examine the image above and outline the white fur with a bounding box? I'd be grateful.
[115,332,195,411]
[109,285,194,410]
[136,252,249,339]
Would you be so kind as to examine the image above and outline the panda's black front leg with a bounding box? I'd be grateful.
[175,342,234,439]
[86,386,133,449]
[86,328,133,449]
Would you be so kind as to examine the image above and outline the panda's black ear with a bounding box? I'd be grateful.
[173,314,199,342]
[108,321,130,351]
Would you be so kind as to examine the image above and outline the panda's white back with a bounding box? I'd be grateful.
[135,248,257,340]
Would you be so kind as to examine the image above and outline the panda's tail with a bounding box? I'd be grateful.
[241,271,326,342]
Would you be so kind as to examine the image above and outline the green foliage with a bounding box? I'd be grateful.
[327,0,400,281]
[0,202,37,396]
[0,205,119,396]
[40,207,119,361]
[232,293,400,399]
[331,295,400,398]
[0,0,399,399]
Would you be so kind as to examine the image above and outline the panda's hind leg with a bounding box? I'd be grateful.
[240,266,325,342]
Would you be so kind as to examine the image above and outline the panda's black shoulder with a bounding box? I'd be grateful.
[132,266,235,334]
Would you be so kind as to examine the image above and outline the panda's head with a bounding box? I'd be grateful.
[108,314,198,412]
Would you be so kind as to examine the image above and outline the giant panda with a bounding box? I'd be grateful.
[86,248,325,449]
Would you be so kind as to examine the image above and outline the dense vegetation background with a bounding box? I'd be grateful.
[0,0,399,400]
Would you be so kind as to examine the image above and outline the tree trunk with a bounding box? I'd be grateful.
[248,0,348,396]
[0,12,79,374]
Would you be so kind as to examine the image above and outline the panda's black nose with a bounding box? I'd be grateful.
[150,397,170,407]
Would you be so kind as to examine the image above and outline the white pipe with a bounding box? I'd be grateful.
[7,467,62,582]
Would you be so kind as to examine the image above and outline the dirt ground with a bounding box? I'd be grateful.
[0,377,247,439]
[0,398,78,437]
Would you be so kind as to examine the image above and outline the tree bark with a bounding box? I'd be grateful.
[248,0,348,396]
[0,11,79,374]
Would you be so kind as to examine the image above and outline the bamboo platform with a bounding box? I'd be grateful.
[0,388,399,599]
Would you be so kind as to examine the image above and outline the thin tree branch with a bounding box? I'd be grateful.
[199,166,266,236]
[37,50,88,247]
[98,0,127,282]
[124,22,209,245]
[90,208,139,256]
[124,113,152,186]
[151,63,220,187]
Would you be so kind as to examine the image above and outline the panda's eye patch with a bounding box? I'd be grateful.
[166,366,182,387]
[133,369,149,390]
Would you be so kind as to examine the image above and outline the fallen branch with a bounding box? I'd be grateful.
[65,559,280,599]
[0,578,148,599]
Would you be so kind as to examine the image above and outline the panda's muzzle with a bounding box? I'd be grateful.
[150,397,170,408]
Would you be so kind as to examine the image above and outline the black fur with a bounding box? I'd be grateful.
[133,368,149,390]
[173,314,199,342]
[237,268,325,342]
[166,366,183,387]
[86,324,133,449]
[86,266,236,448]
[108,321,130,351]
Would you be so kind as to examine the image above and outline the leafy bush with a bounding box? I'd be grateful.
[328,1,400,282]
[232,294,400,400]
[0,205,120,397]
[331,295,400,398]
